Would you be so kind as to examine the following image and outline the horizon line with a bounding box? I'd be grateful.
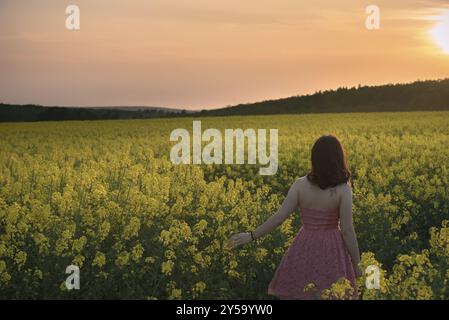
[2,77,448,112]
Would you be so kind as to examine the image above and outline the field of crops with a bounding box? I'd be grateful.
[0,111,448,299]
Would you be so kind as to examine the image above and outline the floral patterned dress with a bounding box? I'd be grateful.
[268,207,358,299]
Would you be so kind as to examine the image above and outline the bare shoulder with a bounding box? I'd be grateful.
[294,175,308,188]
[337,182,352,197]
[297,175,308,183]
[288,176,307,193]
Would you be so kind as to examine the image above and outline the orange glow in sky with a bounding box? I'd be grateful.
[1,0,449,109]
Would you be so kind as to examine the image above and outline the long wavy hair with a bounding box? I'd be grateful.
[307,135,351,190]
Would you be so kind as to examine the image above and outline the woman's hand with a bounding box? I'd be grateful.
[227,232,252,249]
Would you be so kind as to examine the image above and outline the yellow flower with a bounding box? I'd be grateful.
[14,251,27,268]
[131,244,144,262]
[92,252,106,268]
[124,217,141,239]
[193,220,208,235]
[255,248,268,263]
[161,260,174,276]
[115,252,130,267]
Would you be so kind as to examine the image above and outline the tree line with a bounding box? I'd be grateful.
[1,78,448,122]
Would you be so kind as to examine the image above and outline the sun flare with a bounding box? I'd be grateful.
[430,11,449,55]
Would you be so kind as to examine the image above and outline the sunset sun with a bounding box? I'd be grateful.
[430,11,449,54]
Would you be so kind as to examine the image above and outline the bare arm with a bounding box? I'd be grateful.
[252,181,299,239]
[229,180,300,248]
[339,184,361,275]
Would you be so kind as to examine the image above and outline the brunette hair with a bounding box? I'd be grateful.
[307,135,351,190]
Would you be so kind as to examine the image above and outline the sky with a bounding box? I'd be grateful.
[1,0,449,110]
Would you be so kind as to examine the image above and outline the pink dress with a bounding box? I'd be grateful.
[268,207,358,299]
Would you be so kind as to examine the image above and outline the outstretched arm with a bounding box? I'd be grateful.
[229,180,300,248]
[339,184,362,277]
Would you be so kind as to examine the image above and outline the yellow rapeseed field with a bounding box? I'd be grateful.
[0,112,448,299]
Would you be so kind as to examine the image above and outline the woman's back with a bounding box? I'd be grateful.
[297,176,348,212]
[267,176,358,299]
[229,135,361,299]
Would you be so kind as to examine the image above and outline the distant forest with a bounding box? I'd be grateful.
[197,78,449,116]
[0,105,188,122]
[1,79,449,122]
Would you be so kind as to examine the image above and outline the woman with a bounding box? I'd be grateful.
[229,135,362,299]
